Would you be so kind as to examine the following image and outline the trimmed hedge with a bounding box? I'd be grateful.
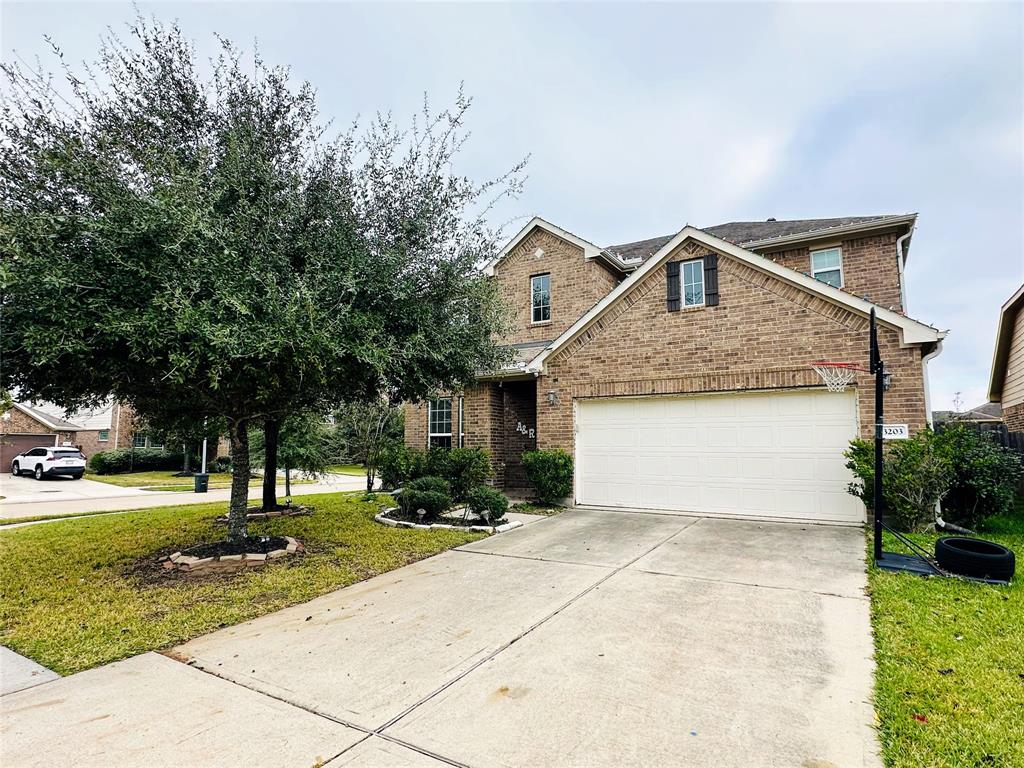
[397,476,452,521]
[466,485,508,524]
[378,443,492,502]
[88,448,191,475]
[522,449,573,505]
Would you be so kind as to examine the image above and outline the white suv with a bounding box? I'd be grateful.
[10,446,86,480]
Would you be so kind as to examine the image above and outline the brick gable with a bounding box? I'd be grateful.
[536,238,927,459]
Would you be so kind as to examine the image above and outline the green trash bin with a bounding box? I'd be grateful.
[194,473,209,493]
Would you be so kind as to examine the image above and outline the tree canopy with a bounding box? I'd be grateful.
[1,17,520,538]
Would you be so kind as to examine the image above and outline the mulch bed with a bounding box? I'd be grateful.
[184,536,290,559]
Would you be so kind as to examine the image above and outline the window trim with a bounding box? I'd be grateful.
[680,258,705,308]
[458,396,465,448]
[98,429,110,442]
[810,246,844,288]
[530,273,551,324]
[427,397,453,449]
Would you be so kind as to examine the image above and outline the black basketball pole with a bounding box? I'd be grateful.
[870,308,883,563]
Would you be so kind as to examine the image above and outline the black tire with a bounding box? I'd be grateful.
[33,465,44,481]
[935,537,1015,581]
[11,462,20,476]
[71,472,83,480]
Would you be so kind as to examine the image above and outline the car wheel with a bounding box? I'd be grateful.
[71,472,83,480]
[11,462,19,476]
[34,465,44,481]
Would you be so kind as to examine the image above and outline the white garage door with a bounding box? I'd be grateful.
[576,389,863,523]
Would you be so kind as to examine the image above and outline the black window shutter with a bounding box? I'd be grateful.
[704,253,719,306]
[666,261,681,311]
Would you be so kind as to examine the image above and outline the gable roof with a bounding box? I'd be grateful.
[988,283,1024,401]
[13,402,83,432]
[526,226,944,373]
[482,217,627,277]
[29,400,115,431]
[606,214,916,264]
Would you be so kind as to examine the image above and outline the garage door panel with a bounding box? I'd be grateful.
[577,390,862,523]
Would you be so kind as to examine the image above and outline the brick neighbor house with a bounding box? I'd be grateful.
[988,283,1024,431]
[403,214,946,524]
[0,400,138,467]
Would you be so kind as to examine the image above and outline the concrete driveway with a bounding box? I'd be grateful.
[0,509,879,767]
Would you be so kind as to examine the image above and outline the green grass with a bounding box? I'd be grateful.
[0,492,483,675]
[88,471,255,490]
[0,509,131,526]
[511,501,562,516]
[326,464,367,476]
[870,510,1024,768]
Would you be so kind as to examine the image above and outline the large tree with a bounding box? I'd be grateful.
[1,18,518,541]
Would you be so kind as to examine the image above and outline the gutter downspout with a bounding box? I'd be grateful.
[922,340,943,428]
[896,225,914,313]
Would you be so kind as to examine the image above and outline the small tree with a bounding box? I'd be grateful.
[934,425,1023,528]
[331,399,404,492]
[1,18,519,543]
[250,414,331,502]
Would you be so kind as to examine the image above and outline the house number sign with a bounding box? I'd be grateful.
[516,422,536,439]
[881,424,909,440]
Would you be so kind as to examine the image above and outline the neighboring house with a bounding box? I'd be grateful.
[988,283,1024,431]
[933,402,1003,426]
[0,400,137,465]
[1,403,83,468]
[404,213,946,524]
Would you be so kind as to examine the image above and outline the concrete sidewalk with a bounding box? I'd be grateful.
[0,473,369,521]
[0,509,879,767]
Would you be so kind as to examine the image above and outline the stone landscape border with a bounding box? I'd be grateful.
[161,536,305,575]
[214,506,311,524]
[374,507,523,534]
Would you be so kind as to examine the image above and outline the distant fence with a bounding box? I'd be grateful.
[937,421,1024,454]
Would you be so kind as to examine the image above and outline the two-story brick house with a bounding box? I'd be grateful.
[404,214,945,523]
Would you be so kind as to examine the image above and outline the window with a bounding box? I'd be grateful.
[132,433,147,449]
[811,247,843,288]
[682,259,704,307]
[98,429,110,442]
[531,274,551,323]
[458,396,465,448]
[428,398,453,449]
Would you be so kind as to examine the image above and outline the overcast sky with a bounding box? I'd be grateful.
[3,1,1022,411]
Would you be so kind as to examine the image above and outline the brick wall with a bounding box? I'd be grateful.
[761,232,904,311]
[1005,402,1024,431]
[536,239,928,470]
[1,408,57,438]
[495,228,621,345]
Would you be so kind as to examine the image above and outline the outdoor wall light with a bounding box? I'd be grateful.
[546,390,558,406]
[883,370,893,392]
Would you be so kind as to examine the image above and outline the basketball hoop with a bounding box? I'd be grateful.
[811,361,866,393]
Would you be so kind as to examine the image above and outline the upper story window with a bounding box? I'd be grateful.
[810,247,843,288]
[682,259,705,307]
[428,398,452,449]
[531,273,551,323]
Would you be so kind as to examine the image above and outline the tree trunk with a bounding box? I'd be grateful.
[262,417,280,511]
[227,419,250,543]
[182,444,191,474]
[285,465,292,498]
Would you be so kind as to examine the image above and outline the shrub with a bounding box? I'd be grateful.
[88,448,190,475]
[441,448,493,501]
[376,443,428,490]
[845,430,952,532]
[211,455,232,473]
[522,449,573,505]
[466,485,508,524]
[934,425,1023,528]
[397,475,452,520]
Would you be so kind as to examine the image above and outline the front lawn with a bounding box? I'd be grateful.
[870,512,1024,768]
[88,470,257,491]
[0,492,483,675]
[326,464,367,476]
